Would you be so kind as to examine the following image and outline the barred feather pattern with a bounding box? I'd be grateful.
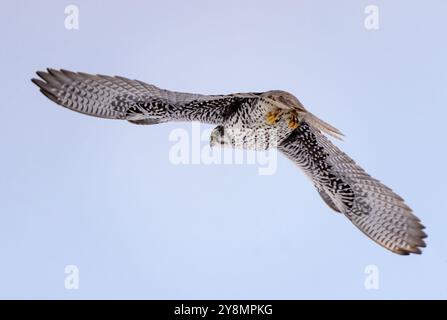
[32,69,427,255]
[31,69,257,125]
[279,122,426,255]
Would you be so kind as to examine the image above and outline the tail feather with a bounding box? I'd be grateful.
[303,111,344,140]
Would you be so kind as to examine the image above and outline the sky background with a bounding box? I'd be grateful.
[1,0,446,299]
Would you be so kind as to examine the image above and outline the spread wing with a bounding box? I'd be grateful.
[31,69,258,125]
[279,122,426,255]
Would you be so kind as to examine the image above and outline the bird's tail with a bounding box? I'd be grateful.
[302,111,344,140]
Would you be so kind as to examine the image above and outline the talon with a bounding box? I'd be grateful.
[287,112,300,129]
[266,110,282,125]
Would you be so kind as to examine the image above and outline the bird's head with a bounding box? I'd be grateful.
[209,125,279,151]
[209,126,230,147]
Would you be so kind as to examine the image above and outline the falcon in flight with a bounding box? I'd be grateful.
[32,69,427,255]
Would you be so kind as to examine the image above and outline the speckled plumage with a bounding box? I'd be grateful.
[32,69,426,255]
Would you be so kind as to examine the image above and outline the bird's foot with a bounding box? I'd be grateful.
[286,111,300,129]
[266,109,282,125]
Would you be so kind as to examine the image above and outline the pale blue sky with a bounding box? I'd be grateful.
[1,0,446,299]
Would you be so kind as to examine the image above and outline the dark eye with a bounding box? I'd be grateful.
[216,126,225,137]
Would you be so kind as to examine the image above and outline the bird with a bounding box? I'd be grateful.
[31,68,427,255]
